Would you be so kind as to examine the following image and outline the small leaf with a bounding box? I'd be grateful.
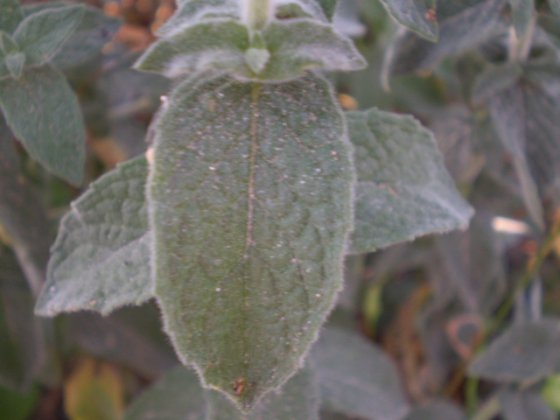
[0,0,23,34]
[404,400,466,420]
[206,366,320,419]
[468,319,560,383]
[4,52,25,79]
[499,389,555,420]
[347,108,473,255]
[310,327,410,420]
[488,84,545,227]
[377,0,438,42]
[260,19,366,80]
[548,0,560,14]
[21,3,120,70]
[471,63,523,105]
[13,5,85,67]
[135,19,250,78]
[35,156,152,316]
[0,65,85,184]
[150,74,354,409]
[157,0,239,36]
[64,359,124,420]
[508,0,534,38]
[0,31,18,54]
[67,305,178,379]
[387,0,507,75]
[124,367,206,420]
[275,0,328,21]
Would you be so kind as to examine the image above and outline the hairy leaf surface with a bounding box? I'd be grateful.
[36,157,152,316]
[347,109,473,255]
[13,5,84,67]
[205,366,320,419]
[137,18,365,81]
[549,0,560,14]
[310,327,409,420]
[377,0,438,41]
[157,0,239,36]
[469,319,560,383]
[149,74,354,408]
[0,65,85,184]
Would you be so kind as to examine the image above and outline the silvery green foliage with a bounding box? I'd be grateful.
[37,0,472,412]
[469,319,560,383]
[386,0,508,75]
[549,0,560,14]
[150,74,354,408]
[348,109,473,254]
[498,390,556,420]
[0,0,118,184]
[377,0,438,41]
[310,328,410,420]
[35,157,152,316]
[124,364,320,420]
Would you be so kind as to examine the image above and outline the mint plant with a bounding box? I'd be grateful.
[34,0,472,415]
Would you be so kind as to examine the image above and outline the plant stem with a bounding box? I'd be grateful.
[243,0,272,31]
[508,15,537,62]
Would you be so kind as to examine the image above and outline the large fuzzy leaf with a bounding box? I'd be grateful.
[469,319,560,383]
[377,0,438,41]
[149,74,354,409]
[0,65,85,184]
[13,5,84,67]
[35,157,152,316]
[347,108,473,255]
[310,327,409,420]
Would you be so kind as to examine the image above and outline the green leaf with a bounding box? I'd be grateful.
[157,0,239,36]
[387,0,507,75]
[316,0,338,19]
[487,84,546,227]
[4,52,25,79]
[0,246,43,391]
[124,367,206,420]
[0,0,23,34]
[135,19,250,78]
[149,74,354,409]
[377,0,438,42]
[259,19,366,80]
[136,19,365,81]
[346,108,473,255]
[13,5,84,67]
[0,385,39,420]
[508,0,534,38]
[471,63,522,105]
[0,121,51,295]
[310,327,409,420]
[468,319,560,383]
[499,390,555,420]
[275,0,328,21]
[21,3,120,70]
[403,400,466,420]
[206,366,320,419]
[67,305,178,379]
[35,157,152,316]
[548,0,560,14]
[0,65,85,184]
